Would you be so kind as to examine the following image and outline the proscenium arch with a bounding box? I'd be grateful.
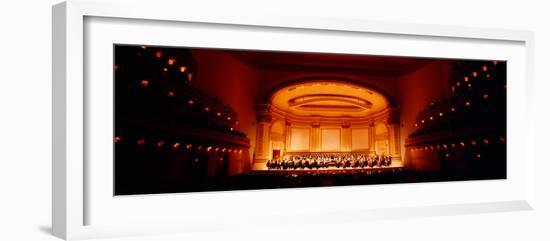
[262,75,398,108]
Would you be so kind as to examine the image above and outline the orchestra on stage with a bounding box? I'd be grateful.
[266,153,392,170]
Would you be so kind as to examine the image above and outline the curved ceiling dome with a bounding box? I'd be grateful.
[271,81,389,118]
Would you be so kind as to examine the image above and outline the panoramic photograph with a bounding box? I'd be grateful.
[113,44,507,195]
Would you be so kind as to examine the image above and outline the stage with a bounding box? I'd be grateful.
[252,166,404,175]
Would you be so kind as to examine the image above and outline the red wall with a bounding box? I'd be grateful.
[397,60,452,170]
[191,50,261,171]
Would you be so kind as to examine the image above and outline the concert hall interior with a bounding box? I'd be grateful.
[114,45,507,195]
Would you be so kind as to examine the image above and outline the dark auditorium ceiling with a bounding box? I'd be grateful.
[228,51,433,76]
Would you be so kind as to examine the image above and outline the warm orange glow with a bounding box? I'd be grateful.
[482,65,488,71]
[472,72,478,77]
[271,81,389,118]
[179,66,187,73]
[204,107,210,112]
[185,144,192,150]
[140,45,147,49]
[451,107,456,112]
[451,143,456,148]
[155,51,163,58]
[163,68,168,72]
[227,117,231,121]
[172,142,180,149]
[216,112,222,117]
[476,154,481,159]
[140,79,149,87]
[443,144,448,149]
[222,148,226,152]
[206,146,212,152]
[414,123,418,127]
[187,73,193,81]
[464,76,469,82]
[492,60,498,65]
[167,58,176,65]
[439,112,444,116]
[429,116,433,120]
[421,120,425,123]
[459,142,465,148]
[230,127,234,131]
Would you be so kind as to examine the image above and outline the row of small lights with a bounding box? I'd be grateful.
[114,136,245,154]
[139,83,239,127]
[115,51,193,82]
[414,62,500,128]
[452,62,497,92]
[184,98,238,128]
[410,136,505,153]
[169,92,239,127]
[414,93,490,127]
[143,45,194,81]
[125,46,239,127]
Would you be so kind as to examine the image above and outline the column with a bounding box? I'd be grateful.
[387,108,402,165]
[253,103,272,170]
[310,122,321,152]
[368,121,375,154]
[341,122,352,152]
[283,120,291,157]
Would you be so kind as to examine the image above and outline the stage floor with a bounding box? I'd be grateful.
[252,166,404,175]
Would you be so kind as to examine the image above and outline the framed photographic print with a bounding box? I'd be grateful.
[53,0,535,240]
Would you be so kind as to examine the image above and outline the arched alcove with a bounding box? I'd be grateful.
[374,122,390,155]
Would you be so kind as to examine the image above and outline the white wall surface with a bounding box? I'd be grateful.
[0,0,548,240]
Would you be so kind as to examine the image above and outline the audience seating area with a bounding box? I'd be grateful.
[114,45,250,195]
[406,60,506,177]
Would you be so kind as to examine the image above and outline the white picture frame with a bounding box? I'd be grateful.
[52,0,535,240]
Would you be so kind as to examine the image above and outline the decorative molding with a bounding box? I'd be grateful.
[255,103,273,122]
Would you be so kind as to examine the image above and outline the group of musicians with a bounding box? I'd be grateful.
[266,153,392,170]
